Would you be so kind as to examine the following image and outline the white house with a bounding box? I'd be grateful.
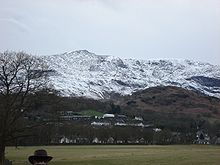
[103,114,115,118]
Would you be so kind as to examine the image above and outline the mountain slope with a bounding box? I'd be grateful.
[42,50,220,99]
[115,86,220,119]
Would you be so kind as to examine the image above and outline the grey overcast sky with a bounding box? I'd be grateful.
[0,0,220,65]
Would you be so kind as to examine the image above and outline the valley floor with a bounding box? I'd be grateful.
[6,145,220,165]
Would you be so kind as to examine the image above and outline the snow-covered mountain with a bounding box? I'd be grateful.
[42,50,220,99]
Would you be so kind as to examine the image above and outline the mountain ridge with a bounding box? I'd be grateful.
[41,50,220,99]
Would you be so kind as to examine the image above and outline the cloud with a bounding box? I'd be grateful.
[0,18,31,33]
[0,0,219,65]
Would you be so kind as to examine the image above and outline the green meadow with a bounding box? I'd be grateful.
[6,145,220,165]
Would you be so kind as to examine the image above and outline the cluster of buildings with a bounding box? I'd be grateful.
[59,111,152,128]
[56,111,220,145]
[58,136,147,144]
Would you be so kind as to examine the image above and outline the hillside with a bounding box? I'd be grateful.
[29,86,220,131]
[20,86,220,144]
[114,86,220,121]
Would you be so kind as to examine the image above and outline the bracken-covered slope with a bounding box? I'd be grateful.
[115,86,220,119]
[42,50,220,99]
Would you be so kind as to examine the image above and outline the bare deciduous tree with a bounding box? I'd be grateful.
[0,51,49,165]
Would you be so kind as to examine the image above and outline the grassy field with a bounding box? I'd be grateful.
[5,145,220,165]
